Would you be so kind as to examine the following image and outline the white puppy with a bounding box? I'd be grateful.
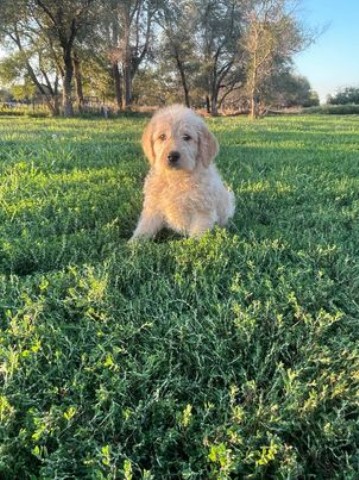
[131,105,235,240]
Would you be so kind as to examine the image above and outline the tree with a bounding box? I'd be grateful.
[262,68,319,108]
[328,87,359,105]
[154,0,248,113]
[31,0,98,116]
[0,0,61,114]
[195,0,246,115]
[242,0,310,118]
[94,0,157,110]
[112,0,156,109]
[156,1,200,108]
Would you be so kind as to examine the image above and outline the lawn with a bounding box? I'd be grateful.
[0,113,358,479]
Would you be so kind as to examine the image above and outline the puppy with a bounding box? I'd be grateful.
[131,105,235,240]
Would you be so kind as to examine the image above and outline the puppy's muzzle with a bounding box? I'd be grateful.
[167,151,181,167]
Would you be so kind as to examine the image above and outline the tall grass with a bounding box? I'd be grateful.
[0,114,358,479]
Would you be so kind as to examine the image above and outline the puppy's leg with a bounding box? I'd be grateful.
[130,210,164,241]
[188,213,216,238]
[218,190,236,226]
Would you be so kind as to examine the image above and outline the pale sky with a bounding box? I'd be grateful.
[294,0,359,103]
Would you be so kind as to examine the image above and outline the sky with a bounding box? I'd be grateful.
[294,0,359,103]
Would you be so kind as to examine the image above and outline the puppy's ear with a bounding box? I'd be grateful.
[142,120,155,165]
[198,123,219,168]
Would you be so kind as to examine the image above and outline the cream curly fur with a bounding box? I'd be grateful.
[131,105,235,240]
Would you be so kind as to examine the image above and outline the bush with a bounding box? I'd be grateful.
[303,104,359,115]
[0,103,50,117]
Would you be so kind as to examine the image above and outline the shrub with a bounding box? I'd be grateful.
[303,104,359,115]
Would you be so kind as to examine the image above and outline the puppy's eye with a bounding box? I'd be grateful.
[183,134,192,141]
[159,134,167,141]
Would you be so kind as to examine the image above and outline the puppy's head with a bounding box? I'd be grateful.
[142,105,218,173]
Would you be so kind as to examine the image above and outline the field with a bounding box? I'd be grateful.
[0,113,358,479]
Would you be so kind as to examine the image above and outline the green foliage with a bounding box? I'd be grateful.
[0,53,27,85]
[264,71,320,108]
[10,84,36,101]
[328,87,359,105]
[303,104,359,115]
[0,114,358,479]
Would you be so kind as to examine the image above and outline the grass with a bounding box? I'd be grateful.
[0,113,358,479]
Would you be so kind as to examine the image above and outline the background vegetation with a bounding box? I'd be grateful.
[0,0,320,117]
[0,113,358,479]
[327,87,359,107]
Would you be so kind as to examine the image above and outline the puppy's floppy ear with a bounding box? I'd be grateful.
[142,120,155,165]
[198,122,219,168]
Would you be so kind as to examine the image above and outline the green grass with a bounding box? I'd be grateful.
[0,114,358,479]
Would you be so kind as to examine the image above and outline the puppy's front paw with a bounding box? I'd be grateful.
[128,233,149,243]
[188,214,215,238]
[130,212,164,242]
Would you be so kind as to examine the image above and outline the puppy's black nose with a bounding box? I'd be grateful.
[167,151,180,165]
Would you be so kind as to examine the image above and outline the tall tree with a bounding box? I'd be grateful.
[195,0,246,115]
[157,1,199,107]
[96,0,156,109]
[242,0,308,118]
[97,0,125,110]
[31,0,97,116]
[120,0,153,108]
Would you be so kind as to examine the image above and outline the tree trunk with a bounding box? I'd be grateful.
[206,95,210,114]
[53,96,60,116]
[250,95,255,118]
[73,51,84,113]
[174,51,190,107]
[250,91,259,119]
[183,82,190,109]
[123,15,132,110]
[62,48,74,117]
[210,90,219,116]
[124,60,132,109]
[53,75,60,116]
[112,63,123,111]
[249,50,259,119]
